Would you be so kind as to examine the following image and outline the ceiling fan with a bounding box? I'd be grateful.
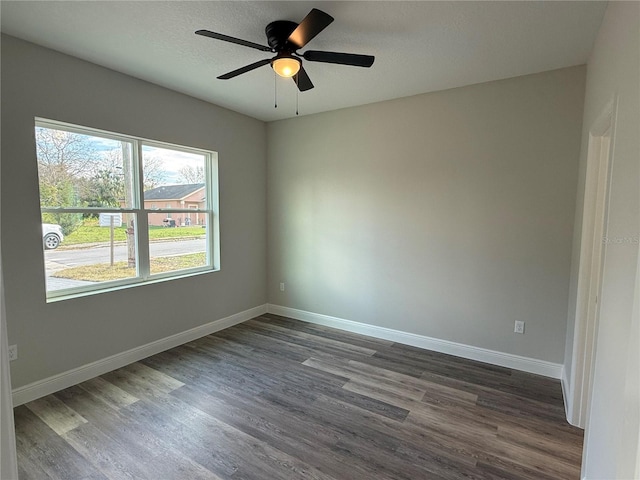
[196,8,375,92]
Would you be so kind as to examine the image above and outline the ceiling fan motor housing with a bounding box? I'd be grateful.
[266,21,299,51]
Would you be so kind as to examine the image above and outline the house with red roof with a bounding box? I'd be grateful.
[143,183,206,226]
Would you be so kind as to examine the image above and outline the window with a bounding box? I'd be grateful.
[35,118,219,300]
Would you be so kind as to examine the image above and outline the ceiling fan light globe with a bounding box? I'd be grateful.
[272,57,301,78]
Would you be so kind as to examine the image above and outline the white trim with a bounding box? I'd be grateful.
[12,304,267,406]
[267,305,562,379]
[561,366,579,426]
[35,117,211,156]
[1,257,18,479]
[569,96,617,428]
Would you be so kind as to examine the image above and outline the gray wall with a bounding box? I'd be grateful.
[1,35,267,388]
[569,2,639,477]
[268,66,585,364]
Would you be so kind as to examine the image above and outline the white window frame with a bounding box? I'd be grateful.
[35,118,220,301]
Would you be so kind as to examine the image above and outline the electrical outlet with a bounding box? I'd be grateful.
[514,321,525,334]
[279,282,285,292]
[8,344,18,361]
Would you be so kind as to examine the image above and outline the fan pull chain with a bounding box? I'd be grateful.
[295,75,299,116]
[274,72,278,109]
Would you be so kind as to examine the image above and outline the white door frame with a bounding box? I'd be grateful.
[1,188,18,478]
[569,97,617,428]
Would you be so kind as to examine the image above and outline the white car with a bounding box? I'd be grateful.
[42,223,64,250]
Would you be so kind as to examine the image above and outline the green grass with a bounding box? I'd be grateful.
[63,219,206,245]
[65,224,129,244]
[147,226,206,239]
[51,253,207,282]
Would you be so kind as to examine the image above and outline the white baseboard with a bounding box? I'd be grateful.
[561,366,577,426]
[267,304,563,379]
[12,304,267,406]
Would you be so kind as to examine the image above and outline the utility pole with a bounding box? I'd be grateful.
[122,143,136,268]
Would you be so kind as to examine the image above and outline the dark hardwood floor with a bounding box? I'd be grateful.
[14,314,583,479]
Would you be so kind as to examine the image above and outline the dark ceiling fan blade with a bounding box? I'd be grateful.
[293,66,314,92]
[217,58,272,79]
[196,30,271,52]
[303,50,375,67]
[287,9,334,49]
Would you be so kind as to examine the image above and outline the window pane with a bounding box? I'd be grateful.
[142,145,206,211]
[43,213,138,291]
[148,214,207,275]
[35,126,136,209]
[34,119,218,299]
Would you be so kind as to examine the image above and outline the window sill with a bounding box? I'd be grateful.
[46,267,219,303]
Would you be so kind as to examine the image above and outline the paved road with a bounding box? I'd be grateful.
[45,238,206,267]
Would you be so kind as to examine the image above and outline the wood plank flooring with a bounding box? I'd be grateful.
[14,314,583,479]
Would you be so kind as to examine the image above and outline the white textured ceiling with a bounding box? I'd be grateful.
[1,1,606,122]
